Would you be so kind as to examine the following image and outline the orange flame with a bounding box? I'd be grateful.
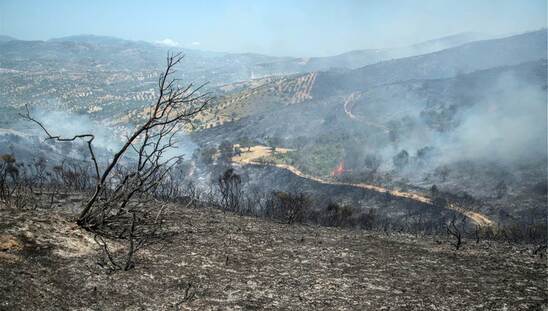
[331,160,346,176]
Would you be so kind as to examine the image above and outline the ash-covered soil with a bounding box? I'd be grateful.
[0,204,546,310]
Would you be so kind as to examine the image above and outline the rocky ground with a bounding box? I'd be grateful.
[0,201,547,310]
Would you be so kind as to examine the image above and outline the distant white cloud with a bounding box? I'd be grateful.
[154,38,181,47]
[191,41,201,46]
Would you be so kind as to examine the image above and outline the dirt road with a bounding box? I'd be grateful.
[232,146,494,226]
[343,93,391,133]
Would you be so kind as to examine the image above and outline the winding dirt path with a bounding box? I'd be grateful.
[343,93,390,133]
[233,146,493,227]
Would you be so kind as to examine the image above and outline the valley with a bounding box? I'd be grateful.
[2,31,546,228]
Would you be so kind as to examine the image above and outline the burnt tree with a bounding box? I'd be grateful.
[21,53,210,269]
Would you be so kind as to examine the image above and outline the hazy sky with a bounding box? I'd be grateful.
[0,0,546,57]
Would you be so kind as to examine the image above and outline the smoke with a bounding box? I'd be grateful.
[24,108,198,163]
[368,69,547,175]
[438,73,546,165]
[28,108,122,152]
[156,133,198,162]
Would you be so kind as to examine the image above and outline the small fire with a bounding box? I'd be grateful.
[331,160,347,176]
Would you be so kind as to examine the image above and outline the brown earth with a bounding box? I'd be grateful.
[0,202,546,310]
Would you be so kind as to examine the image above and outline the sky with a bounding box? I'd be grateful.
[0,0,546,57]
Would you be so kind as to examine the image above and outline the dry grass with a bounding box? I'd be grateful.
[232,144,293,164]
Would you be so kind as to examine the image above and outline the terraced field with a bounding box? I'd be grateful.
[189,72,319,130]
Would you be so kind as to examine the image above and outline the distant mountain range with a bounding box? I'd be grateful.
[253,32,492,74]
[310,29,547,95]
[0,31,495,85]
[0,35,17,42]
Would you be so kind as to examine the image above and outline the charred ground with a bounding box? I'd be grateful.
[1,200,547,310]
